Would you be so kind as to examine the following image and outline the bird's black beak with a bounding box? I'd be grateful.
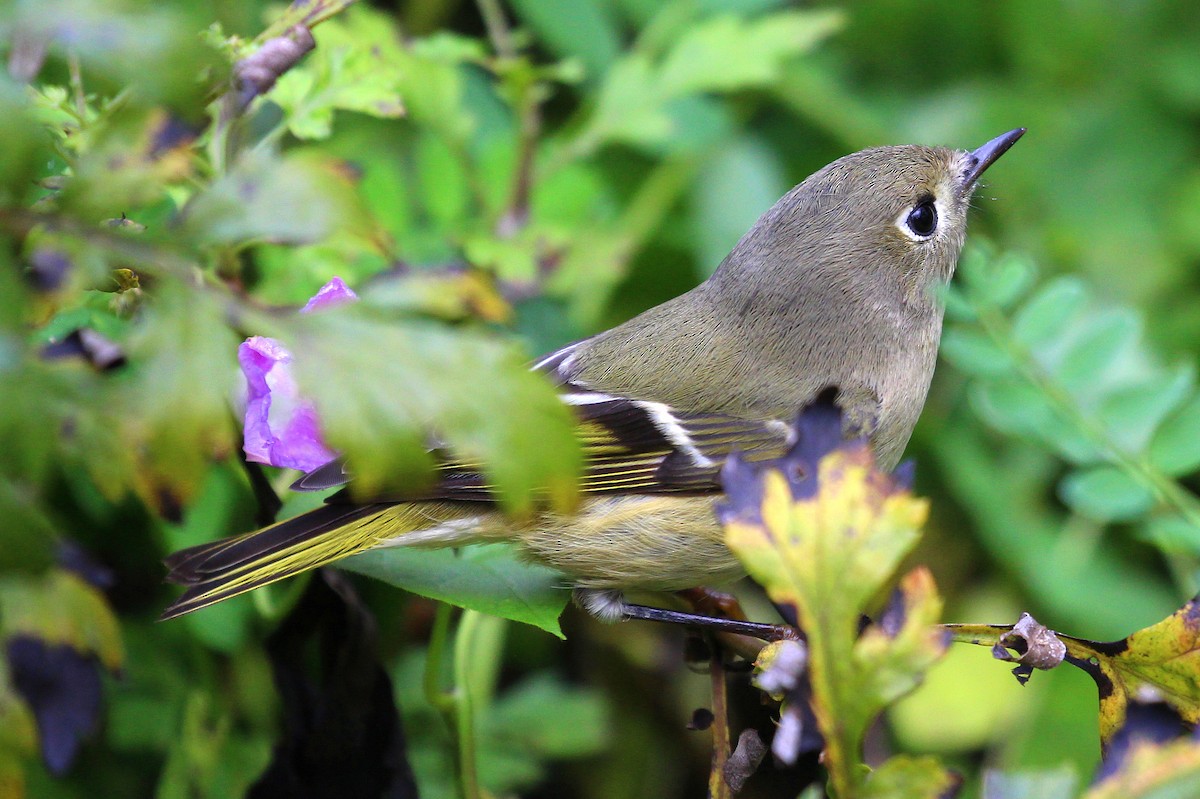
[962,128,1025,188]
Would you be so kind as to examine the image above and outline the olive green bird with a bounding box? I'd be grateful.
[161,129,1024,622]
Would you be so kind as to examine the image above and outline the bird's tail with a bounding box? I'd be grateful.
[160,501,481,620]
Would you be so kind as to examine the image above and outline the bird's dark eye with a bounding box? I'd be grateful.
[905,201,937,238]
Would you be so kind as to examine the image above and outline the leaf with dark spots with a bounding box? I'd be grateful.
[1057,595,1200,751]
[1095,702,1191,782]
[41,328,126,371]
[727,403,949,796]
[26,249,72,292]
[948,600,1200,753]
[5,636,103,775]
[55,541,115,591]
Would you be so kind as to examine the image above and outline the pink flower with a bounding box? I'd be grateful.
[239,277,357,471]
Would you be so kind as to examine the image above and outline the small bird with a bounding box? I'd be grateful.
[162,129,1024,622]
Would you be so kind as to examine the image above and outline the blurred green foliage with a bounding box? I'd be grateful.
[1,0,1200,796]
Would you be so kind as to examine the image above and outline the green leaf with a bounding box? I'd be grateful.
[0,81,52,205]
[9,1,224,112]
[272,308,581,511]
[582,8,840,153]
[464,230,545,286]
[416,132,470,228]
[0,570,124,671]
[689,134,789,277]
[941,285,978,323]
[973,378,1101,463]
[589,55,674,147]
[268,9,406,140]
[1058,466,1155,522]
[508,0,621,79]
[404,32,479,145]
[972,378,1057,438]
[861,755,957,799]
[1098,366,1194,454]
[474,669,612,796]
[1012,277,1088,348]
[984,253,1037,310]
[657,10,844,96]
[256,0,359,42]
[341,543,569,637]
[1054,307,1140,394]
[484,673,610,758]
[55,106,197,222]
[181,150,359,246]
[941,329,1015,377]
[958,247,1035,311]
[1149,395,1200,476]
[937,423,1178,640]
[0,677,37,798]
[119,285,240,508]
[1141,515,1200,555]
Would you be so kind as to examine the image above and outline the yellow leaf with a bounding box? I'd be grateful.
[1061,596,1200,748]
[1084,738,1200,799]
[0,570,124,671]
[725,406,944,797]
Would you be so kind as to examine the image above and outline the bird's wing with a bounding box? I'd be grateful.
[293,339,791,503]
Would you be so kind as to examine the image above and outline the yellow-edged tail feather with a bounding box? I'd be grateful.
[160,501,482,619]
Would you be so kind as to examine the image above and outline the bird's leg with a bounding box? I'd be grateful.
[620,603,797,641]
[678,587,751,621]
[574,588,798,642]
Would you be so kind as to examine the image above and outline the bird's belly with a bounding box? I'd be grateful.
[868,334,940,469]
[504,495,745,590]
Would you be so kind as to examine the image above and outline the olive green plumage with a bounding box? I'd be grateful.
[162,130,1024,621]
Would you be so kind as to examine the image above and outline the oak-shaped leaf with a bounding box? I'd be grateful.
[722,402,951,798]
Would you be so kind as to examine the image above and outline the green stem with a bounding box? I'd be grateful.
[423,606,506,799]
[452,611,484,799]
[424,603,470,799]
[424,602,455,710]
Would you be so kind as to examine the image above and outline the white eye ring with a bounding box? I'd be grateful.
[896,197,943,242]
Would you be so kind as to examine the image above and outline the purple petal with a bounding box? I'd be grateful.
[239,336,338,472]
[301,276,358,313]
[237,278,359,471]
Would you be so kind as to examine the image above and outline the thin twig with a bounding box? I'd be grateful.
[476,0,517,61]
[68,51,87,120]
[477,0,542,236]
[498,93,541,236]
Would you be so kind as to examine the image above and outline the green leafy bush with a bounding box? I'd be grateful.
[2,1,1199,797]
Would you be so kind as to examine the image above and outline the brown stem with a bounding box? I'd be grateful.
[707,642,732,799]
